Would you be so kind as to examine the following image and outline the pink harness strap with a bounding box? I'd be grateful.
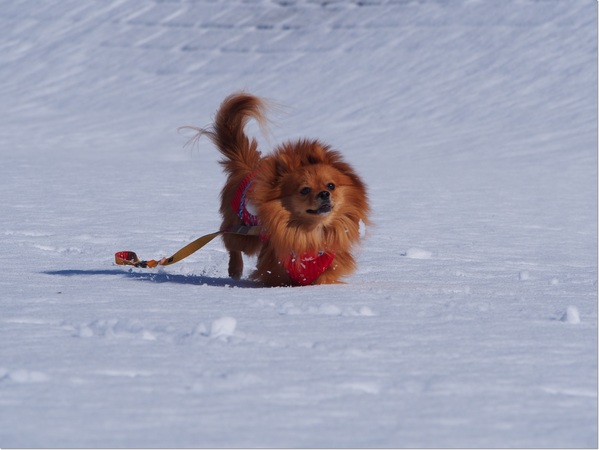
[231,172,260,227]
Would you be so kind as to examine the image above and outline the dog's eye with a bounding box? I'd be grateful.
[327,183,335,191]
[300,187,311,196]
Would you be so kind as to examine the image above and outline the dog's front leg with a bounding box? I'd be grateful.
[228,251,243,280]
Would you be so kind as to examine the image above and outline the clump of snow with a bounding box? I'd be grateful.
[73,319,147,339]
[311,304,342,316]
[345,306,377,317]
[3,369,49,383]
[280,302,376,317]
[76,324,94,338]
[519,271,531,281]
[403,248,433,259]
[357,306,376,316]
[561,306,581,325]
[341,381,381,395]
[210,317,237,338]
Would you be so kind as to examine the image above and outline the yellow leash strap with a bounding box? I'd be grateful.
[115,226,262,269]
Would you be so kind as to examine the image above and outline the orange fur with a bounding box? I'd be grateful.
[194,92,370,286]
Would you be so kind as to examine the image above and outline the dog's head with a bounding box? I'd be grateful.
[282,163,348,227]
[254,140,369,232]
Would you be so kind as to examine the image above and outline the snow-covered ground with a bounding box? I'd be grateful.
[1,0,597,447]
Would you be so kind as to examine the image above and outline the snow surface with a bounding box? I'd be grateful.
[1,0,597,448]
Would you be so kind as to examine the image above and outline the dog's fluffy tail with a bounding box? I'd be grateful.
[188,92,268,174]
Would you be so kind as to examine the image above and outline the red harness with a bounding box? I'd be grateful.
[231,173,335,285]
[284,251,336,286]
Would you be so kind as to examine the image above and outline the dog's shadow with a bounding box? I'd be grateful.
[44,269,259,288]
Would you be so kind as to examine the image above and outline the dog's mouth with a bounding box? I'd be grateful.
[307,203,333,215]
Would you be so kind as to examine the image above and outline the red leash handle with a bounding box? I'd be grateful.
[114,251,159,268]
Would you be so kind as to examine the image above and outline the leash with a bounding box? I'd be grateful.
[114,225,262,269]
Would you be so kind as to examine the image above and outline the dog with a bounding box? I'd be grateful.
[193,92,370,286]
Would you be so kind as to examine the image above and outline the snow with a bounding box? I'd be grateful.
[561,306,582,325]
[1,0,597,448]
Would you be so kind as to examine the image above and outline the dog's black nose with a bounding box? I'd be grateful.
[317,191,330,200]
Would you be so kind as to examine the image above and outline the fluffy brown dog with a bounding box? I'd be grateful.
[194,92,370,286]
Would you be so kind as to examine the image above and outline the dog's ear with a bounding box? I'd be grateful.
[302,140,327,165]
[274,151,297,178]
[275,159,288,177]
[306,154,319,165]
